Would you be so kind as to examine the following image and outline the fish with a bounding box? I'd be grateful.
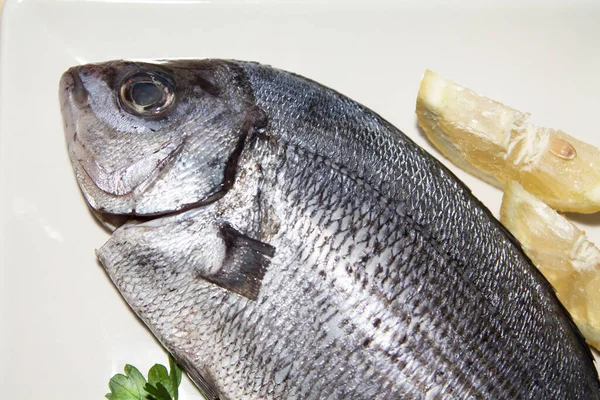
[59,59,600,399]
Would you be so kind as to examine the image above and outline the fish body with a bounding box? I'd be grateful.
[59,60,600,399]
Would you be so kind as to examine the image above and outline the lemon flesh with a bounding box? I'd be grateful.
[416,70,600,213]
[501,181,600,350]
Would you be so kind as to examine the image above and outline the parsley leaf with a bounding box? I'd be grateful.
[106,355,183,400]
[106,364,150,400]
[145,382,173,400]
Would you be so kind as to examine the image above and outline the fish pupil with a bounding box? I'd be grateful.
[131,82,162,107]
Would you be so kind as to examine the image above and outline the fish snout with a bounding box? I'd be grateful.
[60,67,91,109]
[59,69,77,146]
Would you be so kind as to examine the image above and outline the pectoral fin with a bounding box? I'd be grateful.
[204,223,276,301]
[99,207,276,303]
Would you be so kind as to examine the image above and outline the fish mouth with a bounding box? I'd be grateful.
[61,68,92,109]
[59,70,82,145]
[59,69,94,145]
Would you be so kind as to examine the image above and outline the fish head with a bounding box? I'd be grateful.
[59,60,263,228]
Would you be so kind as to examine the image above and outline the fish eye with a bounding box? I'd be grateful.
[119,72,175,117]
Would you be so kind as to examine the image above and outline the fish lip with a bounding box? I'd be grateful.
[69,68,92,108]
[59,70,79,145]
[60,68,91,110]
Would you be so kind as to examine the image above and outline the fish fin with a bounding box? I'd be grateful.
[204,222,275,301]
[173,354,223,400]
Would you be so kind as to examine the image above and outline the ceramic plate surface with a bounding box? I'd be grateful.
[1,0,599,398]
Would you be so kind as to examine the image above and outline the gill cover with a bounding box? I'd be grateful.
[59,60,266,217]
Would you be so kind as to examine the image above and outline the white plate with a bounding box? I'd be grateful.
[1,0,599,398]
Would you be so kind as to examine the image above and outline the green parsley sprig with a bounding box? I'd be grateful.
[106,355,182,400]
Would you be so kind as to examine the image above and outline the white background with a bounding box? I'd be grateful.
[1,0,599,398]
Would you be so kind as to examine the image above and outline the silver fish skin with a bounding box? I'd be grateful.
[59,60,600,399]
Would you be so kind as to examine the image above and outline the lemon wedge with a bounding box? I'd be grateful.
[500,181,600,349]
[416,70,600,213]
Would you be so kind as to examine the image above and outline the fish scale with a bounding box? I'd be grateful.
[205,143,564,397]
[59,59,600,399]
[270,121,589,398]
[259,139,532,397]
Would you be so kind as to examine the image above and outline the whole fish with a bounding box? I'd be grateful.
[59,60,600,399]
